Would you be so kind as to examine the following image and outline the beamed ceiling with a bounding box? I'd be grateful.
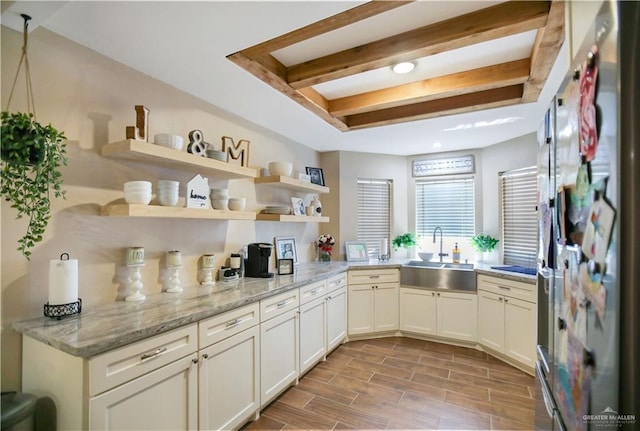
[228,0,565,131]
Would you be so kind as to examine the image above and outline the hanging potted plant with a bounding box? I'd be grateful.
[1,15,68,259]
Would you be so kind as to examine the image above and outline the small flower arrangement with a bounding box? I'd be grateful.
[317,234,336,254]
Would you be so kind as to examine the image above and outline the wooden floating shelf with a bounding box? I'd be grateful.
[102,140,258,180]
[254,176,330,193]
[101,204,257,220]
[256,214,330,223]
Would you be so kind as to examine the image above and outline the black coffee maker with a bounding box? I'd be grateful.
[245,243,274,278]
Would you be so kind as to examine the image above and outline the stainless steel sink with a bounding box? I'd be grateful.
[401,261,476,292]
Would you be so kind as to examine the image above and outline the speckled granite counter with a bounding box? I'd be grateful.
[474,262,536,283]
[13,262,348,359]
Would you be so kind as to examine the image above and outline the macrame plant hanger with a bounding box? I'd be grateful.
[5,14,37,119]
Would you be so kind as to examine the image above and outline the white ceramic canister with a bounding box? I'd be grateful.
[311,196,322,216]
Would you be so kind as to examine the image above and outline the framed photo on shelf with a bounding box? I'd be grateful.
[275,236,298,264]
[345,241,369,262]
[291,197,305,216]
[277,258,294,275]
[305,167,325,186]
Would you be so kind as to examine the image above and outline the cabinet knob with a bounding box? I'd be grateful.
[202,353,209,360]
[504,299,509,303]
[437,292,440,297]
[192,358,199,364]
[499,297,503,301]
[432,292,435,296]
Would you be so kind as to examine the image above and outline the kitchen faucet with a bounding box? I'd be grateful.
[433,226,448,262]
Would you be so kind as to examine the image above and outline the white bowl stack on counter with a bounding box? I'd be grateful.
[153,134,184,151]
[124,181,152,205]
[157,180,179,207]
[210,188,229,210]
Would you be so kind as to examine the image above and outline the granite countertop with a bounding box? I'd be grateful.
[13,262,349,359]
[14,259,535,358]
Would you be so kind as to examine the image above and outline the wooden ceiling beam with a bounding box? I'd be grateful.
[329,58,531,116]
[241,1,412,58]
[522,0,565,102]
[344,84,525,129]
[287,1,551,89]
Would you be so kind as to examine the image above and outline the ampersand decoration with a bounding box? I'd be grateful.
[187,129,209,156]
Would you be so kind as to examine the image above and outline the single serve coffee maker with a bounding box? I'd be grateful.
[245,243,274,278]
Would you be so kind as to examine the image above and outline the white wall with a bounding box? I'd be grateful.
[1,27,322,391]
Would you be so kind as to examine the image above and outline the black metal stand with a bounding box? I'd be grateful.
[43,299,82,320]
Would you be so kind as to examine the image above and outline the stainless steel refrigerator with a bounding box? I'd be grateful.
[535,1,639,430]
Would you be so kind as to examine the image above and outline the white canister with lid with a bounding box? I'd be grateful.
[310,196,322,216]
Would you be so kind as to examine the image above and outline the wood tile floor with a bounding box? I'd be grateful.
[243,337,535,430]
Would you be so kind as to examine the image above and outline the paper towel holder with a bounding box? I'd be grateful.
[44,253,82,319]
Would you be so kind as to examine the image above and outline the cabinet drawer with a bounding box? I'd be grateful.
[327,273,347,292]
[348,269,399,285]
[299,280,328,305]
[89,324,197,396]
[477,274,536,303]
[199,302,260,348]
[260,289,299,322]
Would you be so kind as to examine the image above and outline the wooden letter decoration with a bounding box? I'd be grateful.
[125,105,150,142]
[222,136,250,167]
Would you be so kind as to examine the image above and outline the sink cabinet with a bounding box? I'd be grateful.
[347,269,399,336]
[399,288,477,342]
[477,274,537,369]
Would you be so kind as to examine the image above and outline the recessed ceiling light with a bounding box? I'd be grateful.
[392,62,415,74]
[433,142,442,148]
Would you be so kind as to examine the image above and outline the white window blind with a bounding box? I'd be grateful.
[416,177,475,238]
[357,179,392,258]
[501,167,537,267]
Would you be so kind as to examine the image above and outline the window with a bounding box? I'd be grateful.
[500,166,537,267]
[357,179,392,258]
[415,177,475,240]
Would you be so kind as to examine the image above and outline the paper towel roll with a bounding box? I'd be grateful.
[49,257,78,305]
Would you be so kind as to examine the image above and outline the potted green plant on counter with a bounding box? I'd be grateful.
[470,233,499,263]
[392,233,418,259]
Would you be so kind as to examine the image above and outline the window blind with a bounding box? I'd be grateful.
[416,177,475,238]
[500,167,537,267]
[357,179,392,258]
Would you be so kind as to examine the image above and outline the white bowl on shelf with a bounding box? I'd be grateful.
[124,191,152,205]
[157,180,179,190]
[228,197,246,211]
[124,181,152,190]
[158,192,179,207]
[211,198,229,210]
[268,161,293,177]
[153,134,184,151]
[418,252,434,261]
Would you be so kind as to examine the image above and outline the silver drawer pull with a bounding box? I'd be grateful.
[276,300,288,308]
[369,275,380,279]
[140,347,167,361]
[310,288,322,295]
[498,285,511,290]
[225,318,241,329]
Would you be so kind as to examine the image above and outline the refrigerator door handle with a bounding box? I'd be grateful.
[535,362,555,419]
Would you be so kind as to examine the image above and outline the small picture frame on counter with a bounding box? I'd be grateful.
[275,236,298,264]
[277,258,294,275]
[305,167,325,186]
[345,241,369,262]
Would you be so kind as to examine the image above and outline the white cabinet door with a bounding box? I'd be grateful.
[199,325,260,431]
[348,284,374,335]
[326,286,346,352]
[504,296,537,368]
[90,354,198,430]
[299,296,326,374]
[399,288,437,336]
[477,290,505,352]
[260,309,298,407]
[436,291,477,342]
[373,283,399,332]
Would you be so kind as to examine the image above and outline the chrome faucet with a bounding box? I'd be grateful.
[433,226,448,262]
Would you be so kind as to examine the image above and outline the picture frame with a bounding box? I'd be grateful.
[277,258,294,275]
[305,167,325,186]
[274,236,298,264]
[345,241,369,262]
[291,197,305,216]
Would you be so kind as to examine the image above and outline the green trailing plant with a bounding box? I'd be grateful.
[392,233,418,250]
[470,233,500,253]
[1,111,68,259]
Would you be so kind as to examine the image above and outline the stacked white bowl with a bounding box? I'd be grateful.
[157,180,180,207]
[210,188,229,210]
[228,197,246,211]
[153,134,184,151]
[124,181,152,205]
